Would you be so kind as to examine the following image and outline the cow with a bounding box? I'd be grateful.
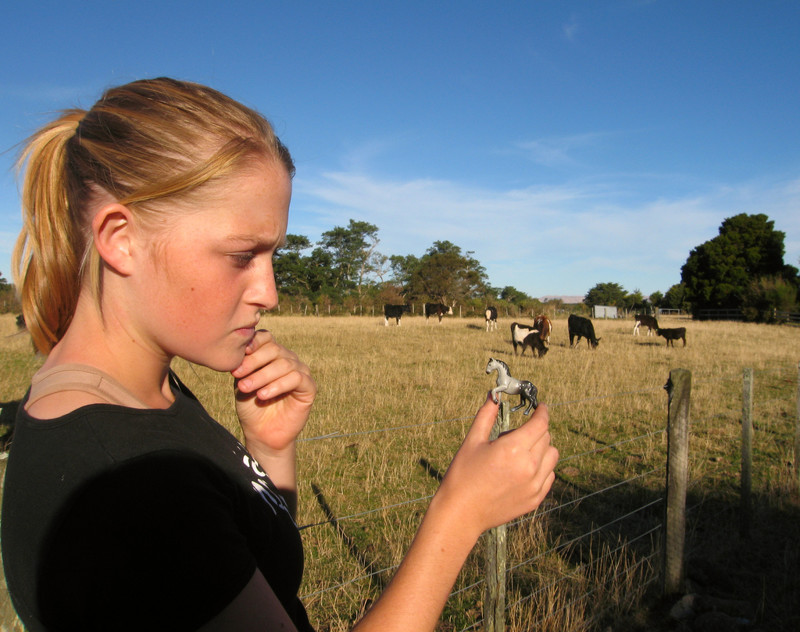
[510,322,539,355]
[568,314,600,349]
[520,331,549,358]
[533,315,552,345]
[633,314,659,336]
[424,302,453,323]
[485,306,498,332]
[657,327,686,347]
[383,304,411,326]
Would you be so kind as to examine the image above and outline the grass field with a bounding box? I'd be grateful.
[1,312,798,630]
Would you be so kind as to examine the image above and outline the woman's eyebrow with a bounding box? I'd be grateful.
[222,234,286,250]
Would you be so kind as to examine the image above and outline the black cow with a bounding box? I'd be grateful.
[568,314,600,349]
[520,332,549,358]
[383,304,411,326]
[633,314,659,336]
[424,303,453,323]
[485,306,498,332]
[657,327,686,347]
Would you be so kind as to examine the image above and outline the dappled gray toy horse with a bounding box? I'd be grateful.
[485,357,538,415]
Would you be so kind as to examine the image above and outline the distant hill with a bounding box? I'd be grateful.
[539,295,584,304]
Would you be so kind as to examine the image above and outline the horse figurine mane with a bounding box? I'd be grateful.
[485,357,538,415]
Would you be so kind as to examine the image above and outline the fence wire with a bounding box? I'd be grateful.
[300,364,799,630]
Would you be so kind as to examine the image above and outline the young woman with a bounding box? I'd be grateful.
[2,77,558,631]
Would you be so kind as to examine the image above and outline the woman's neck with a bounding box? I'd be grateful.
[42,293,176,409]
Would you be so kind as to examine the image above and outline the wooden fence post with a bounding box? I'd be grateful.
[795,362,800,493]
[484,401,509,632]
[663,369,691,595]
[741,368,754,538]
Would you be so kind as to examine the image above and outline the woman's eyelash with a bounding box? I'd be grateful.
[230,252,256,267]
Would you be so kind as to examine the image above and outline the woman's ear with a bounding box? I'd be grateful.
[91,203,136,276]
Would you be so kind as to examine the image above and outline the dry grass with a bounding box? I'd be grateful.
[1,312,798,630]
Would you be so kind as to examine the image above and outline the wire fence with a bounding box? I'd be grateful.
[296,363,800,631]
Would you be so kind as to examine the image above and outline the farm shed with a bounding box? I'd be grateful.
[592,305,618,319]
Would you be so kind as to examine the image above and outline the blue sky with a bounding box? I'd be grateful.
[1,1,799,299]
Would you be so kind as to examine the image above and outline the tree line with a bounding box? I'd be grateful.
[1,212,797,322]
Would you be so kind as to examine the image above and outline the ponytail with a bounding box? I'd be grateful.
[13,110,87,354]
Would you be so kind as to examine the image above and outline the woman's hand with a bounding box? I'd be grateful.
[230,330,316,455]
[436,393,558,539]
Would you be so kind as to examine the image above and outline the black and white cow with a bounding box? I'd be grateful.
[568,314,600,349]
[485,306,498,332]
[424,302,453,323]
[657,327,686,347]
[633,313,659,336]
[383,304,411,326]
[510,322,538,355]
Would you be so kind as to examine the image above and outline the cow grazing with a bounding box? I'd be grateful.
[485,306,498,332]
[510,322,538,355]
[533,315,552,344]
[633,314,659,336]
[424,303,453,323]
[657,327,686,347]
[520,331,549,358]
[568,314,600,349]
[383,304,411,326]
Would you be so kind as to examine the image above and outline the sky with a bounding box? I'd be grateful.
[1,1,799,300]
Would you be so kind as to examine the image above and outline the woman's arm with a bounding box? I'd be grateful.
[207,394,557,631]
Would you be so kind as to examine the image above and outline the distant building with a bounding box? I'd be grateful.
[592,305,618,319]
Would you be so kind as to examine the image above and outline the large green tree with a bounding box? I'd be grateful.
[317,220,382,296]
[405,241,489,304]
[681,213,799,314]
[584,282,626,308]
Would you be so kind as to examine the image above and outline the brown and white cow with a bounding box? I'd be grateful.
[424,302,453,323]
[533,315,552,345]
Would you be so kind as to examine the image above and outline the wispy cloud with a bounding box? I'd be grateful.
[516,132,609,167]
[562,16,580,42]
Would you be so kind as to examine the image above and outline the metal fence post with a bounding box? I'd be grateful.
[663,369,691,595]
[741,368,754,538]
[484,401,509,632]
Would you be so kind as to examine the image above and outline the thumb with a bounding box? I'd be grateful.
[464,392,501,444]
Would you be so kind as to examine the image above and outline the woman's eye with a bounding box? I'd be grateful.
[230,252,256,267]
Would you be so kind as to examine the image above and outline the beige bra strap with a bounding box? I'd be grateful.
[27,364,150,409]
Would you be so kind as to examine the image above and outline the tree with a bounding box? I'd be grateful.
[648,291,664,308]
[623,289,646,312]
[317,220,382,296]
[741,276,798,322]
[388,254,421,289]
[681,213,799,314]
[500,286,530,306]
[662,283,689,311]
[406,241,489,304]
[584,282,626,308]
[273,235,313,297]
[0,272,19,314]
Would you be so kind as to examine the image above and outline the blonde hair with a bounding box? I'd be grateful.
[12,78,294,354]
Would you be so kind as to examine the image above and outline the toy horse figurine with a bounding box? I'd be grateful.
[485,357,538,415]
